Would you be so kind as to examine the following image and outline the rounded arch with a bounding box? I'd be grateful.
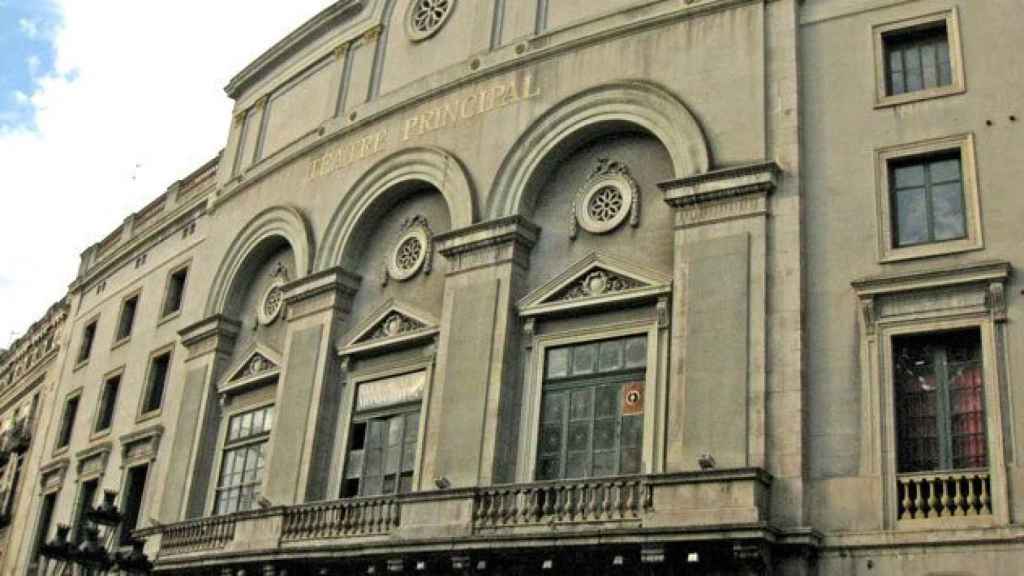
[317,146,476,271]
[205,205,315,317]
[487,80,711,219]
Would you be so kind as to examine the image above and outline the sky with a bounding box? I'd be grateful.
[0,0,333,347]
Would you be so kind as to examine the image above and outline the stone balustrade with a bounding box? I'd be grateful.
[159,514,236,556]
[896,470,992,520]
[281,496,401,541]
[472,476,650,528]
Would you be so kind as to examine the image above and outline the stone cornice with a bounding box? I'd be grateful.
[178,314,241,358]
[225,0,366,99]
[659,161,781,207]
[282,267,362,322]
[436,216,540,257]
[851,260,1011,297]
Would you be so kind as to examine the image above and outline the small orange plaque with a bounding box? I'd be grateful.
[622,382,644,415]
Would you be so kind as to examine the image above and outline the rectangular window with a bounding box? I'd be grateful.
[889,153,966,248]
[115,294,139,342]
[56,394,80,450]
[73,478,99,543]
[141,352,171,414]
[214,405,273,514]
[77,320,97,363]
[884,23,951,96]
[342,372,425,498]
[894,328,986,473]
[32,492,57,561]
[119,465,148,545]
[94,375,121,433]
[162,266,189,317]
[537,335,647,481]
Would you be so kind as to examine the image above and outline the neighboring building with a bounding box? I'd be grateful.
[0,299,69,573]
[9,0,1024,574]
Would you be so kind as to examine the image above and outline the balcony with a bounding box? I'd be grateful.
[896,469,994,525]
[145,469,774,572]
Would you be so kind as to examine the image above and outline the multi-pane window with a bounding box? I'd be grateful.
[32,492,57,561]
[894,329,986,473]
[94,375,121,433]
[73,478,99,543]
[214,405,273,515]
[115,294,139,341]
[141,352,171,414]
[343,372,425,498]
[119,465,148,545]
[77,320,97,363]
[537,336,646,481]
[889,153,965,248]
[162,267,189,317]
[56,394,80,450]
[884,23,952,96]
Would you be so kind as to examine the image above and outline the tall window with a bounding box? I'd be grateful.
[343,372,424,498]
[890,153,966,248]
[115,294,139,342]
[73,478,99,543]
[894,328,986,473]
[94,375,121,433]
[56,394,80,450]
[119,465,148,545]
[32,492,57,562]
[141,352,171,414]
[537,336,646,481]
[162,266,189,317]
[214,405,273,514]
[77,320,97,364]
[0,453,24,524]
[883,23,952,96]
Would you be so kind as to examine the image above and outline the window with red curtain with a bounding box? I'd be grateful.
[893,328,986,473]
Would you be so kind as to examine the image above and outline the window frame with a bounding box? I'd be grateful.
[54,388,83,454]
[210,402,275,516]
[117,463,150,546]
[873,8,965,108]
[518,319,662,483]
[875,133,982,262]
[159,261,190,323]
[92,368,124,437]
[75,316,100,369]
[137,345,174,420]
[112,289,142,347]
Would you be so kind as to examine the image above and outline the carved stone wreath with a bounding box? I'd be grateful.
[368,312,426,341]
[257,262,290,326]
[554,269,644,302]
[406,0,456,42]
[384,216,433,285]
[571,158,641,239]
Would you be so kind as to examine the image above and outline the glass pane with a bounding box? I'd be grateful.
[568,421,591,452]
[546,347,570,379]
[595,385,618,418]
[251,410,264,434]
[894,336,940,472]
[346,450,364,479]
[399,473,414,494]
[540,424,563,455]
[930,158,961,183]
[931,182,966,241]
[571,343,597,375]
[263,408,274,431]
[570,388,593,421]
[405,412,420,441]
[904,48,923,91]
[388,416,404,447]
[894,187,929,246]
[229,417,241,442]
[542,392,566,424]
[566,451,589,479]
[363,474,383,497]
[921,43,937,88]
[239,413,253,439]
[598,339,624,372]
[624,337,647,368]
[593,450,617,478]
[364,446,383,476]
[893,164,925,189]
[620,448,641,474]
[538,456,561,480]
[383,475,395,495]
[889,49,903,72]
[386,445,401,475]
[890,71,905,95]
[401,441,417,472]
[594,418,617,451]
[621,415,643,448]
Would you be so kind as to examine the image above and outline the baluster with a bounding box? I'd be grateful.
[542,486,554,518]
[586,483,597,520]
[966,476,980,516]
[939,477,951,517]
[925,478,938,519]
[912,479,925,519]
[953,476,965,516]
[979,476,991,514]
[482,491,494,526]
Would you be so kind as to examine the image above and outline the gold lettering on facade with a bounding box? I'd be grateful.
[308,72,540,181]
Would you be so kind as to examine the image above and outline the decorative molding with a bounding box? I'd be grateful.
[571,158,640,239]
[341,299,440,357]
[435,216,539,275]
[989,281,1007,323]
[660,161,780,228]
[851,261,1010,297]
[406,0,456,42]
[75,442,112,480]
[39,458,69,493]
[178,315,241,360]
[383,216,433,286]
[656,296,670,329]
[258,262,291,327]
[518,251,671,318]
[120,424,164,468]
[282,266,362,321]
[219,345,283,398]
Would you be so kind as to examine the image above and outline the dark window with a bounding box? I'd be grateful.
[162,267,189,317]
[32,492,57,561]
[894,328,986,473]
[73,478,98,543]
[142,352,171,413]
[56,395,80,449]
[884,23,952,96]
[0,454,24,521]
[78,321,97,363]
[890,153,966,248]
[342,412,419,498]
[119,465,148,545]
[95,375,121,432]
[537,336,647,481]
[115,295,139,341]
[214,406,273,515]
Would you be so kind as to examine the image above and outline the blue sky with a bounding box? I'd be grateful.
[0,0,61,130]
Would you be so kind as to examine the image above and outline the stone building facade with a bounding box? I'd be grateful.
[5,0,1023,574]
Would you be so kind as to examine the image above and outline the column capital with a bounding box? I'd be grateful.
[435,216,539,275]
[660,161,780,228]
[178,314,241,360]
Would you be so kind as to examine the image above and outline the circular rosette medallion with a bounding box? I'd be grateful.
[406,0,456,42]
[258,280,286,326]
[576,176,634,235]
[387,225,430,282]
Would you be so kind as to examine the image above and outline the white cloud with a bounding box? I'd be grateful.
[0,1,333,344]
[17,17,39,39]
[26,54,40,75]
[12,90,29,104]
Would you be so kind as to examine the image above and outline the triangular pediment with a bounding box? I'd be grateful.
[343,299,439,354]
[518,252,671,316]
[226,344,282,385]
